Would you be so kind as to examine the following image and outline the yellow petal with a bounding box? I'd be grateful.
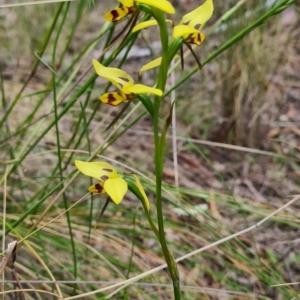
[139,57,162,75]
[104,7,130,22]
[88,182,106,194]
[133,175,150,211]
[136,0,175,14]
[127,84,163,96]
[132,20,158,33]
[139,55,179,76]
[180,0,214,30]
[132,19,173,33]
[75,160,118,181]
[100,92,128,106]
[92,59,134,91]
[104,178,128,204]
[173,24,199,39]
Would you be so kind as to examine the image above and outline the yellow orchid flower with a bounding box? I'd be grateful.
[75,160,150,210]
[133,0,213,46]
[173,0,213,45]
[75,160,127,204]
[132,0,213,73]
[104,0,175,22]
[93,59,163,106]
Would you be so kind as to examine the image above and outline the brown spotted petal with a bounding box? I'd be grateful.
[100,92,128,106]
[75,160,119,181]
[179,0,213,31]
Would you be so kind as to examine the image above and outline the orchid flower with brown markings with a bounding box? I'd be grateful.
[132,0,214,72]
[75,160,150,211]
[133,0,213,46]
[93,59,162,106]
[104,0,175,22]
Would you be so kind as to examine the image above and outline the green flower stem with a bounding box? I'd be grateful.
[145,3,295,297]
[144,209,160,240]
[152,9,181,300]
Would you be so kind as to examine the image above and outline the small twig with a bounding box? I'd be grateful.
[0,241,17,274]
[0,241,26,299]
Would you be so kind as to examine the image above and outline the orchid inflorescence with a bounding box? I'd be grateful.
[93,0,214,106]
[75,0,214,211]
[75,1,214,297]
[76,0,213,211]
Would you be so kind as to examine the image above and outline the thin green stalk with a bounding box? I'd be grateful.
[80,101,94,245]
[0,64,16,172]
[126,211,137,279]
[57,0,87,69]
[51,2,77,286]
